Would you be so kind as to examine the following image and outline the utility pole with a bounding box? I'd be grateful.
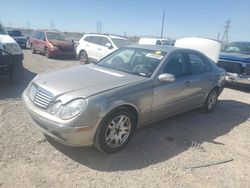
[50,21,55,30]
[160,10,165,38]
[221,18,231,46]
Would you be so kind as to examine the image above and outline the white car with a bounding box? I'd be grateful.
[138,37,169,45]
[76,34,133,64]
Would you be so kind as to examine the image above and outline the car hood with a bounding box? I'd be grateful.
[49,39,74,48]
[174,37,221,63]
[33,64,145,99]
[219,52,250,63]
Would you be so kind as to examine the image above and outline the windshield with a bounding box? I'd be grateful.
[223,42,250,54]
[97,47,167,77]
[7,30,22,36]
[0,24,8,35]
[111,38,134,48]
[46,32,66,40]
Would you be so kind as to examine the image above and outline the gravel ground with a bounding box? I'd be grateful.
[0,50,250,188]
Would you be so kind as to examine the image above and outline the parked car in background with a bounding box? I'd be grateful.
[29,30,76,59]
[138,38,171,45]
[7,29,28,49]
[218,42,250,85]
[76,34,133,64]
[22,38,225,153]
[0,23,24,82]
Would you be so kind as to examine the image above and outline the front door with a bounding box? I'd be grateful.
[151,52,198,120]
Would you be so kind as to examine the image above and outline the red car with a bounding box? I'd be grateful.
[29,30,76,58]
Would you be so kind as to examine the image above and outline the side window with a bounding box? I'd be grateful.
[34,31,41,39]
[156,40,162,45]
[189,53,212,74]
[99,37,110,46]
[84,36,93,43]
[163,53,188,76]
[91,36,100,44]
[40,32,45,41]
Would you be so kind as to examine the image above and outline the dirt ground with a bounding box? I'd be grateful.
[0,50,250,188]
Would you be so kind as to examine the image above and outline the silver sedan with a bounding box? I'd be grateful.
[22,44,225,153]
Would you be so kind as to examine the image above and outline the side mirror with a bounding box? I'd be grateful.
[158,73,176,82]
[105,43,113,49]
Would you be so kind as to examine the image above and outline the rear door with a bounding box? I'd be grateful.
[187,51,216,102]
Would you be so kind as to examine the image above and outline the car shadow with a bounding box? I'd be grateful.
[0,68,36,100]
[225,83,250,93]
[47,99,250,172]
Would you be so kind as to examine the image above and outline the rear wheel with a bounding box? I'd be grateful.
[95,108,136,153]
[79,51,88,64]
[203,88,218,113]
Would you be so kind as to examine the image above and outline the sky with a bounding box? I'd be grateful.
[1,0,249,41]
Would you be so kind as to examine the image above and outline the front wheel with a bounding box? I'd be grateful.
[203,89,218,113]
[95,108,136,153]
[79,51,88,64]
[31,45,36,53]
[45,48,50,58]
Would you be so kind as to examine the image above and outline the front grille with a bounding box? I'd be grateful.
[58,46,74,52]
[29,84,54,109]
[217,60,243,74]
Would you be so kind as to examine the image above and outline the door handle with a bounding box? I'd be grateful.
[185,81,192,86]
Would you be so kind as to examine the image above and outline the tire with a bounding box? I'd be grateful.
[79,50,88,64]
[95,108,136,153]
[203,88,218,113]
[31,44,36,54]
[10,61,24,83]
[45,48,50,58]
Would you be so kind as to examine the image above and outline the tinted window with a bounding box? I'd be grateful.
[46,32,66,40]
[111,38,134,48]
[34,31,41,39]
[40,32,45,40]
[163,53,188,76]
[99,37,110,46]
[189,53,212,74]
[7,30,22,36]
[156,40,162,45]
[84,36,99,44]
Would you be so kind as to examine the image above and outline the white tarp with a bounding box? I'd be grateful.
[174,37,221,62]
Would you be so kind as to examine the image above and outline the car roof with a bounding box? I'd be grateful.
[127,44,178,53]
[84,33,127,39]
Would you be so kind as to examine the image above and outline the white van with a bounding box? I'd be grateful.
[138,38,169,45]
[0,23,23,81]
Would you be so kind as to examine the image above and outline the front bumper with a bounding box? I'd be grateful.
[22,90,95,147]
[225,72,250,85]
[49,48,76,57]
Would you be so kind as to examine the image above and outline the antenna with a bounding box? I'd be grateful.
[161,10,165,38]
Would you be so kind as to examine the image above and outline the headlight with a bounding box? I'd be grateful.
[59,99,87,120]
[50,45,58,50]
[3,43,22,55]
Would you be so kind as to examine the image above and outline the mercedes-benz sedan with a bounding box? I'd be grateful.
[22,42,225,153]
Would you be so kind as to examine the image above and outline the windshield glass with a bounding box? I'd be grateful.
[223,42,250,54]
[97,47,167,77]
[111,38,134,48]
[0,24,8,35]
[46,32,66,40]
[7,30,22,36]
